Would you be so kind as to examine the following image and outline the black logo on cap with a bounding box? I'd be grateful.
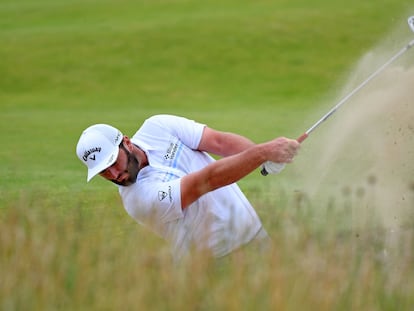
[83,147,101,162]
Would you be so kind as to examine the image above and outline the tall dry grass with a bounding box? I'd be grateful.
[1,186,413,311]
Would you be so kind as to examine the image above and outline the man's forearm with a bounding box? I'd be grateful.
[181,135,300,209]
[181,143,267,208]
[199,136,299,192]
[202,144,267,190]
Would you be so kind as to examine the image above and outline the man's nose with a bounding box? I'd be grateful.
[106,166,120,179]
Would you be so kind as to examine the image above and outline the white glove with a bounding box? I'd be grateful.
[260,161,286,176]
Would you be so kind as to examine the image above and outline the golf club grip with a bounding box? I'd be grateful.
[260,167,268,176]
[297,133,308,143]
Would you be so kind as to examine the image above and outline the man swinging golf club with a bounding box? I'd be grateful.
[76,115,300,262]
[76,16,414,261]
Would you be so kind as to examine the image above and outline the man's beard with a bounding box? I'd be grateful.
[111,145,140,186]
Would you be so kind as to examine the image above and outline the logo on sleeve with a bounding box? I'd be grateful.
[158,191,168,201]
[158,186,173,202]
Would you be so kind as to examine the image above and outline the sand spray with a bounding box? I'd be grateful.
[290,19,414,232]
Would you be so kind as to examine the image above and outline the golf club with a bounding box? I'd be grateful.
[262,16,414,176]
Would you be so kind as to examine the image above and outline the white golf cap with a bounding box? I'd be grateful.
[76,124,123,182]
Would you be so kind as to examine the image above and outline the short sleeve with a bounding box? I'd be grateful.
[140,115,205,149]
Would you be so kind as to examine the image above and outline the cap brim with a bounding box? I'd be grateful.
[86,147,119,182]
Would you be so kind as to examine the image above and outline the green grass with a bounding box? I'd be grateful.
[1,0,414,310]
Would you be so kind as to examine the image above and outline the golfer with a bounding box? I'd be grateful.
[76,114,300,261]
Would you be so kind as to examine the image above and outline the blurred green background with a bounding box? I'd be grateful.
[1,0,412,192]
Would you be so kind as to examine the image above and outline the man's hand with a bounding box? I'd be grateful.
[264,137,300,163]
[260,138,300,175]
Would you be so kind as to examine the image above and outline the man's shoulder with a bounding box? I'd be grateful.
[136,114,179,135]
[144,114,180,125]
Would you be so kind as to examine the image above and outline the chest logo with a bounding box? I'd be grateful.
[164,142,179,160]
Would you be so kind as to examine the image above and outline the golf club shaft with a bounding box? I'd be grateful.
[297,38,414,143]
[262,16,414,176]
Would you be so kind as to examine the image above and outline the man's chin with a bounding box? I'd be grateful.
[111,177,137,186]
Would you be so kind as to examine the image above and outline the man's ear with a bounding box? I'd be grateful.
[123,136,133,150]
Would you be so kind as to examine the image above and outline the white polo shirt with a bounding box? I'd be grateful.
[119,115,263,261]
